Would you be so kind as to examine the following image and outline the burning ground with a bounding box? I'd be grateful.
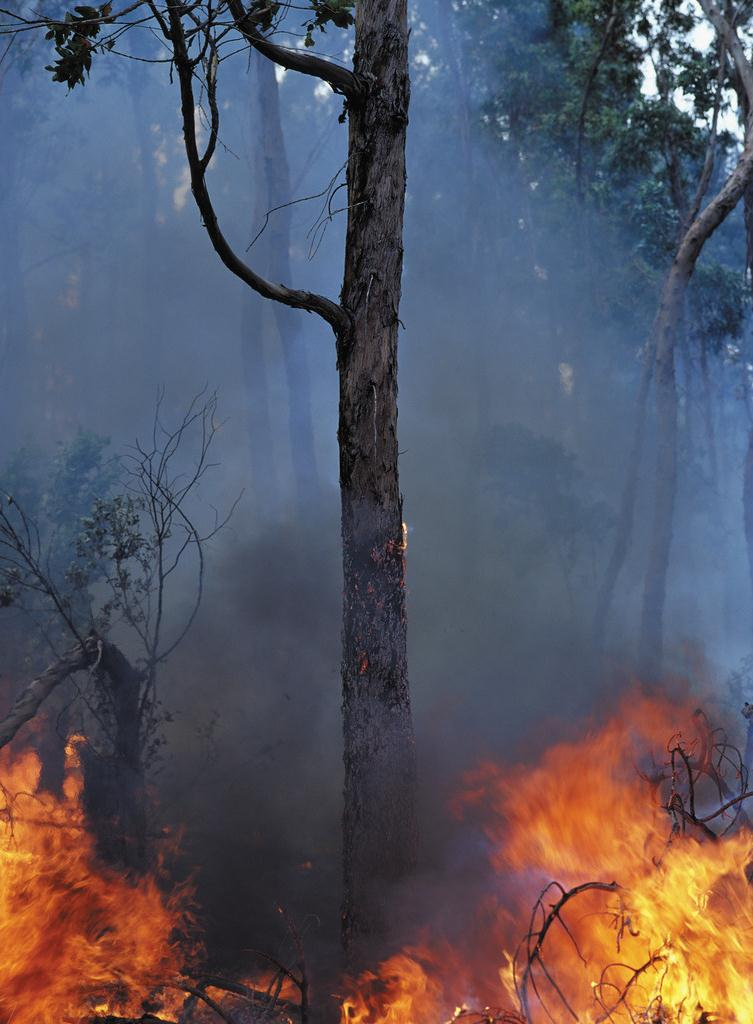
[3,687,753,1022]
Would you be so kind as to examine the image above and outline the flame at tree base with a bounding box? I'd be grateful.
[2,688,753,1024]
[341,690,753,1024]
[0,741,195,1024]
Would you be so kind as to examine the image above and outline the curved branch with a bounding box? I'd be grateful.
[168,4,350,337]
[227,0,365,103]
[0,639,98,750]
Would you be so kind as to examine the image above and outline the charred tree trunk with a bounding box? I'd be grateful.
[338,0,417,965]
[81,643,148,873]
[168,0,416,961]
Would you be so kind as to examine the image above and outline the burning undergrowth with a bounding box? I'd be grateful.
[341,690,753,1024]
[4,688,753,1023]
[0,738,197,1024]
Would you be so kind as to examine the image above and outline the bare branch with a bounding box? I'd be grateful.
[167,4,350,337]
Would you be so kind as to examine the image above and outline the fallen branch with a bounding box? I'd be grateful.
[198,974,299,1017]
[0,638,98,750]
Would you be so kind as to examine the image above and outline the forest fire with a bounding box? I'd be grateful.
[0,738,194,1024]
[341,691,753,1024]
[4,688,753,1024]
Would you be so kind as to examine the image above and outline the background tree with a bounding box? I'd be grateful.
[0,392,231,870]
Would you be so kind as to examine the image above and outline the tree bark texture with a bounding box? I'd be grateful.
[338,0,417,965]
[81,643,148,872]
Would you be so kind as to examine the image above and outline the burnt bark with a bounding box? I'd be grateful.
[0,641,96,750]
[167,0,417,958]
[80,642,148,872]
[338,0,417,965]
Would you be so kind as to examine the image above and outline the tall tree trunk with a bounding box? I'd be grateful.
[338,0,417,965]
[742,181,753,638]
[256,56,320,508]
[744,423,753,637]
[242,54,320,513]
[241,55,281,512]
[0,103,29,449]
[129,67,166,386]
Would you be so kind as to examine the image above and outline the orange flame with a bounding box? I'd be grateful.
[0,742,195,1023]
[341,689,753,1023]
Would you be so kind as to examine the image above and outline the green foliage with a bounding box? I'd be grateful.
[303,0,355,47]
[457,0,746,352]
[43,0,355,88]
[44,3,113,88]
[689,262,749,350]
[69,493,152,635]
[0,431,116,584]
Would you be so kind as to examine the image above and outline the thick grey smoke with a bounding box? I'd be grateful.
[2,0,752,978]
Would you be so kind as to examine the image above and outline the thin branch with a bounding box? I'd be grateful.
[0,639,98,750]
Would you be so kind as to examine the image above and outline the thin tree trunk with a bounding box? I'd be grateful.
[744,423,753,637]
[241,55,281,511]
[699,337,719,490]
[0,643,94,751]
[339,0,417,966]
[0,107,29,448]
[605,3,753,673]
[640,268,684,679]
[255,56,320,508]
[742,181,753,639]
[129,68,165,385]
[592,349,652,648]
